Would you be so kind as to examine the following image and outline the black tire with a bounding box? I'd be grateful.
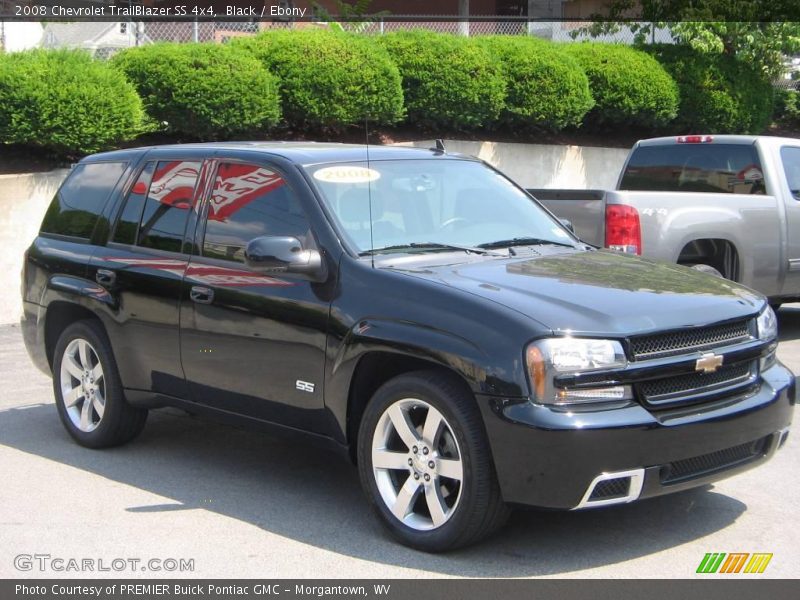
[357,370,509,552]
[687,263,724,278]
[52,319,147,448]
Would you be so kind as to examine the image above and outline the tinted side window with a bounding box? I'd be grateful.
[781,147,800,200]
[112,162,155,245]
[41,162,127,238]
[137,161,201,253]
[203,162,312,263]
[619,144,766,195]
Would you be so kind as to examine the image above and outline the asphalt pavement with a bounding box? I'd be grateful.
[0,308,798,579]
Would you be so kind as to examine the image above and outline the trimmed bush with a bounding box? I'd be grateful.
[378,30,506,129]
[112,43,281,139]
[233,30,403,128]
[562,43,679,128]
[0,49,144,155]
[479,36,594,130]
[648,44,774,135]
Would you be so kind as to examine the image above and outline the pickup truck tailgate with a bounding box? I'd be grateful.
[529,189,605,246]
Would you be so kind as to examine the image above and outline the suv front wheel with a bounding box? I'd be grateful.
[357,370,509,552]
[53,319,147,448]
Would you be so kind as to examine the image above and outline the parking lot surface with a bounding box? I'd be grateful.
[0,309,798,579]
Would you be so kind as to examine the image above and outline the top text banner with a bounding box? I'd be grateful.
[2,0,799,22]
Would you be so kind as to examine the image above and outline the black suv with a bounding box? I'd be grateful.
[21,143,794,551]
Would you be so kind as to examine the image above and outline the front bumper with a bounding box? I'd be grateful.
[479,363,795,509]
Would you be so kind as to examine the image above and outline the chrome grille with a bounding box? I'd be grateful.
[661,437,768,484]
[638,361,756,407]
[629,319,753,361]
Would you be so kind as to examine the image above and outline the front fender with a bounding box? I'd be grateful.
[323,317,527,445]
[335,317,492,392]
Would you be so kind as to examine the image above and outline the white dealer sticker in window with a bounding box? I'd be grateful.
[314,166,381,184]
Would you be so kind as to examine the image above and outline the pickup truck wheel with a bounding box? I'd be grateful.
[687,263,724,278]
[357,370,509,552]
[53,320,147,449]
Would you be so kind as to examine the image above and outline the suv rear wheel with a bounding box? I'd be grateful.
[357,370,509,552]
[53,320,147,448]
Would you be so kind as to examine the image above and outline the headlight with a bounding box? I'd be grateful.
[756,305,779,371]
[756,305,777,341]
[526,338,631,406]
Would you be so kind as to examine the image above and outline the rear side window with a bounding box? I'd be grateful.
[41,162,127,239]
[619,144,766,195]
[202,162,312,263]
[112,160,201,253]
[112,162,154,245]
[780,147,800,200]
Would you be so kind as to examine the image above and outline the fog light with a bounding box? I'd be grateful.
[555,386,631,404]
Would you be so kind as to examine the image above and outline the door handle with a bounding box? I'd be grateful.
[190,285,214,304]
[95,269,116,287]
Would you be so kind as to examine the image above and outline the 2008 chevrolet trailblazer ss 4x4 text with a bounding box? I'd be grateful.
[21,143,794,551]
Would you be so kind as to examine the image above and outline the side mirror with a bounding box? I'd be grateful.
[559,218,576,234]
[244,236,325,281]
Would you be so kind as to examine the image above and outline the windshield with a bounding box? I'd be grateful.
[306,159,575,254]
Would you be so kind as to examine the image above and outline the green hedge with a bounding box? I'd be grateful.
[0,49,144,155]
[648,45,774,135]
[112,43,281,139]
[233,30,403,128]
[563,43,679,128]
[378,31,506,129]
[479,36,594,130]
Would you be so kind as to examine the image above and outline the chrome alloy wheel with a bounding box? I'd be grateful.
[371,398,464,531]
[59,338,105,433]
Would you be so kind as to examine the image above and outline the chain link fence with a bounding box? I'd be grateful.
[134,19,649,44]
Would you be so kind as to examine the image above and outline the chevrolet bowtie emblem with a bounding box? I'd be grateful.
[696,353,724,373]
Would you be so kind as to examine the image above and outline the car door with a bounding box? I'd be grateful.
[179,156,335,433]
[778,145,800,295]
[88,149,212,399]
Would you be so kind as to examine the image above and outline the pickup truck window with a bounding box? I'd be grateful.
[137,161,201,253]
[306,159,570,253]
[619,144,766,195]
[41,162,127,239]
[203,162,312,263]
[780,147,800,200]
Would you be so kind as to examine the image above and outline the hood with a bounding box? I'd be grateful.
[385,250,763,336]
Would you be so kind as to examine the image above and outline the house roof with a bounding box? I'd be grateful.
[43,22,115,47]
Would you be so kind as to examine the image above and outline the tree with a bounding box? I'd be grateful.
[573,1,800,80]
[311,0,389,33]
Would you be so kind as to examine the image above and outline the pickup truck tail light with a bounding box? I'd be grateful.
[676,135,714,144]
[605,204,641,255]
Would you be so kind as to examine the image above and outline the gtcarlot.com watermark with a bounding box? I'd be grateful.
[14,554,194,573]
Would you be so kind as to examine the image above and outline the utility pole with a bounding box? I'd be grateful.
[458,0,469,37]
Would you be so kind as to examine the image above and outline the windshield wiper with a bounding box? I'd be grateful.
[360,242,506,256]
[478,237,576,250]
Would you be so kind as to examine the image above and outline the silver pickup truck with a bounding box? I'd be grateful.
[534,135,800,307]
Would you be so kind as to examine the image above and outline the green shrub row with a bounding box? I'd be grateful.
[0,33,780,157]
[231,30,404,128]
[0,49,145,155]
[111,43,281,140]
[646,44,774,135]
[563,43,679,128]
